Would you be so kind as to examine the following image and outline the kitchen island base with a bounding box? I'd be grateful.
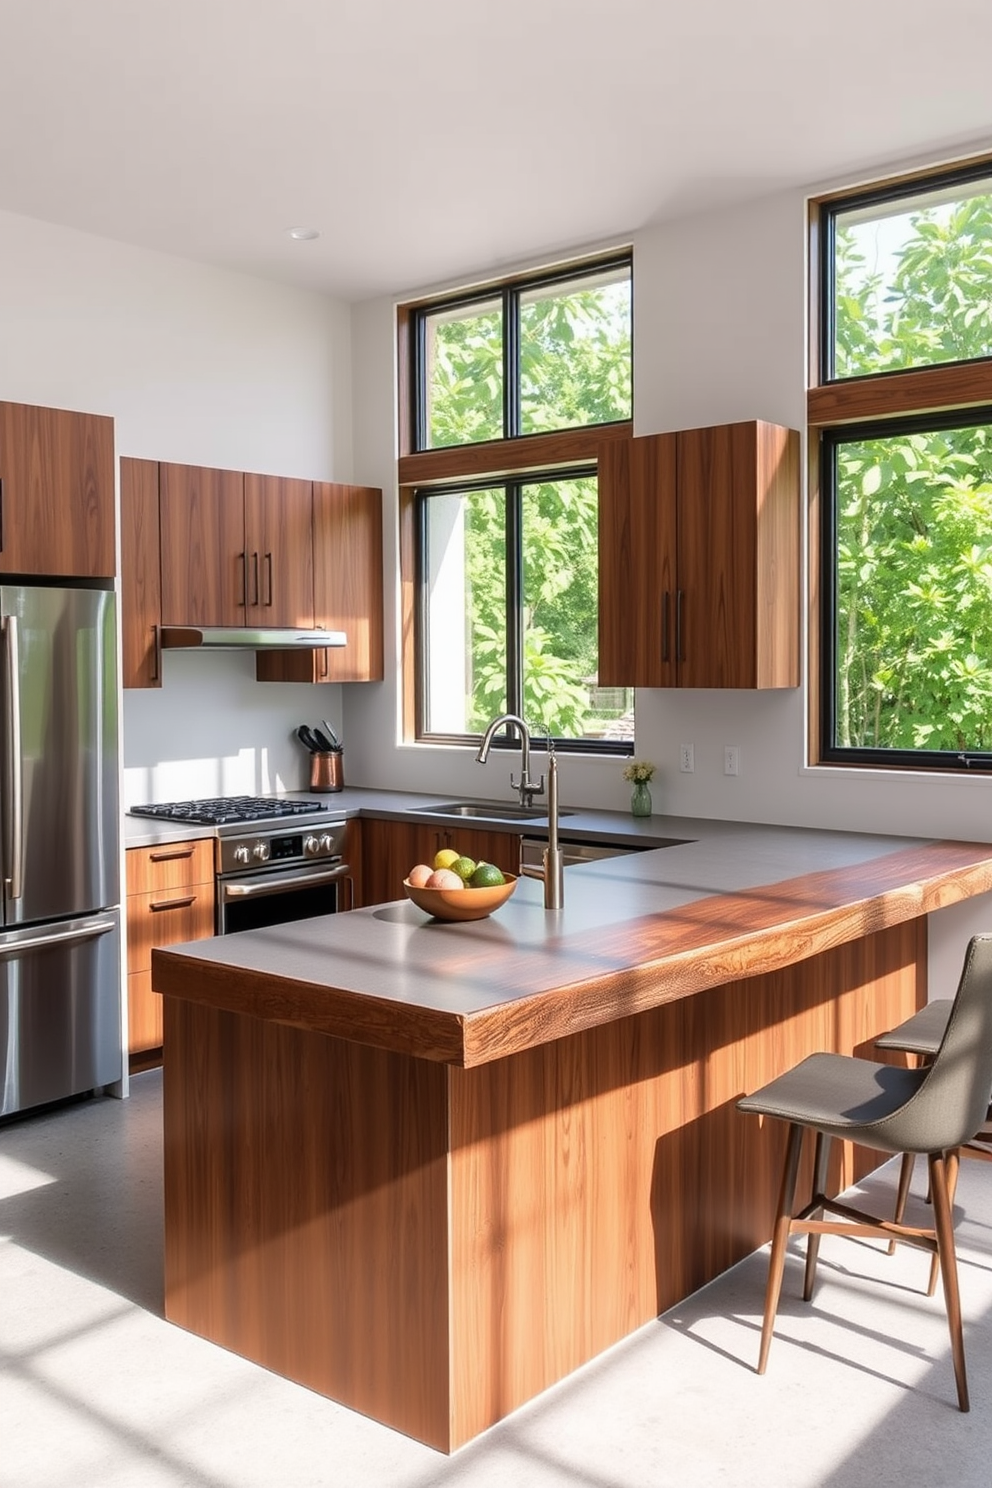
[162,918,923,1452]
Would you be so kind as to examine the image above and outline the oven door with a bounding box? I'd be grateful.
[217,859,353,935]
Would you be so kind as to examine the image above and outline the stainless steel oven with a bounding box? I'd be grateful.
[216,820,352,934]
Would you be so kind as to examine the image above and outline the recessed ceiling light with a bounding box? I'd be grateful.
[286,226,320,242]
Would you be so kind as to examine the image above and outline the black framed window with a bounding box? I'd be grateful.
[417,469,633,750]
[823,164,992,384]
[817,159,992,771]
[414,256,632,451]
[821,410,992,768]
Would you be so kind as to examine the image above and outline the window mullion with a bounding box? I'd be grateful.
[504,288,521,439]
[505,481,523,717]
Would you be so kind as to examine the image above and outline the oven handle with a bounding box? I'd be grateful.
[220,862,353,900]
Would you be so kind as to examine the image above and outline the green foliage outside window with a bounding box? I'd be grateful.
[421,267,632,740]
[830,186,992,755]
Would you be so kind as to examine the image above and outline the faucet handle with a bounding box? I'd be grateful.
[511,770,545,800]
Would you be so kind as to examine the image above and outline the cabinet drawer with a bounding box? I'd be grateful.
[127,969,163,1054]
[126,884,216,974]
[126,838,214,895]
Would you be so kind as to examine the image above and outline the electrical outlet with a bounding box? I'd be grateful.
[679,743,694,774]
[724,745,740,777]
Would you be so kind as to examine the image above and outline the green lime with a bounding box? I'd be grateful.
[450,856,477,882]
[471,862,505,888]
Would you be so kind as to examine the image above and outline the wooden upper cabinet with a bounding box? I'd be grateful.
[0,401,115,577]
[598,420,799,690]
[599,433,677,689]
[256,480,383,684]
[120,457,163,688]
[159,463,245,627]
[244,474,314,628]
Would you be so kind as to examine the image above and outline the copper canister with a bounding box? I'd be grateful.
[309,751,344,792]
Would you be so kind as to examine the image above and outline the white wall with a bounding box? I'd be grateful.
[0,207,352,802]
[346,166,992,981]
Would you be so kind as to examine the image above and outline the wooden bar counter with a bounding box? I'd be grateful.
[153,820,992,1451]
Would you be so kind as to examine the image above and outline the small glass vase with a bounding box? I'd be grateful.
[630,780,652,817]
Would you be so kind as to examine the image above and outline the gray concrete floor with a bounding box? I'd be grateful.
[3,1069,992,1487]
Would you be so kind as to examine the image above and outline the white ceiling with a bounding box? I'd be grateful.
[2,0,991,303]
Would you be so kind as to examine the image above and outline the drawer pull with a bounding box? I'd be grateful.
[149,847,196,862]
[149,895,197,912]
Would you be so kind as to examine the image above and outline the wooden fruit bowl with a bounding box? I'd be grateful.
[403,873,518,922]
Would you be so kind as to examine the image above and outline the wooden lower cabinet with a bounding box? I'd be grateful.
[360,818,521,908]
[126,839,215,1067]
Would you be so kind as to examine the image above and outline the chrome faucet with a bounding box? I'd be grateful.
[475,713,544,808]
[476,715,564,910]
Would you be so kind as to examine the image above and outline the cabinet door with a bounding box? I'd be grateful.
[120,457,162,688]
[0,402,115,577]
[598,433,677,688]
[361,819,522,908]
[676,421,799,690]
[245,473,314,628]
[159,463,245,627]
[255,479,384,684]
[314,482,384,682]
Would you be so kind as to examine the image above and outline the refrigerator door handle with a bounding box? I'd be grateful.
[2,613,23,901]
[0,913,116,958]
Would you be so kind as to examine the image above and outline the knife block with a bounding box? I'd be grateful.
[309,751,344,792]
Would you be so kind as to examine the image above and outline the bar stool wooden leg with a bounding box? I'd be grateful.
[888,1150,916,1255]
[758,1122,803,1375]
[803,1132,832,1302]
[927,1148,962,1297]
[929,1151,969,1412]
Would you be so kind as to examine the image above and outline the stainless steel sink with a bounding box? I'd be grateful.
[413,800,574,822]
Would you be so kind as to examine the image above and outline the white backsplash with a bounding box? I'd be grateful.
[122,649,343,807]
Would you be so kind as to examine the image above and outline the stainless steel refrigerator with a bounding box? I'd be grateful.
[0,584,121,1118]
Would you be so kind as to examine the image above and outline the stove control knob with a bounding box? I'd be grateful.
[252,841,270,862]
[303,834,319,856]
[233,844,250,866]
[318,833,335,855]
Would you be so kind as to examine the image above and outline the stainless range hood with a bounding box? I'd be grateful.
[159,626,347,650]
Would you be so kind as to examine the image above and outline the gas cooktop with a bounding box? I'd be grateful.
[129,796,329,827]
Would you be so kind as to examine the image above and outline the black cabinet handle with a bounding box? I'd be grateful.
[676,589,685,662]
[662,591,670,662]
[251,552,259,607]
[265,552,273,606]
[238,552,247,608]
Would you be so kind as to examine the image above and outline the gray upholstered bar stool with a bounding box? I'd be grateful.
[737,934,992,1412]
[876,997,992,1273]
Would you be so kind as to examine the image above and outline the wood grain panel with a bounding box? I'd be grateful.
[399,421,632,488]
[120,457,162,688]
[127,885,215,974]
[0,401,115,577]
[446,919,923,1445]
[808,359,992,428]
[163,997,452,1449]
[159,463,245,627]
[314,482,383,682]
[755,421,801,688]
[244,473,313,628]
[597,431,677,687]
[126,839,214,895]
[128,969,163,1054]
[360,817,521,908]
[678,423,758,687]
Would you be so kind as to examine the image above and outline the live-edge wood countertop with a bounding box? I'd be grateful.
[152,818,992,1067]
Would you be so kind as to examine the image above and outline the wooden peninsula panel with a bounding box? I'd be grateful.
[162,918,923,1451]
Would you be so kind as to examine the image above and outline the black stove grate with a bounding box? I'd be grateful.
[129,796,326,827]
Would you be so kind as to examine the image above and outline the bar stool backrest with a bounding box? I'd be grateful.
[877,935,992,1155]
